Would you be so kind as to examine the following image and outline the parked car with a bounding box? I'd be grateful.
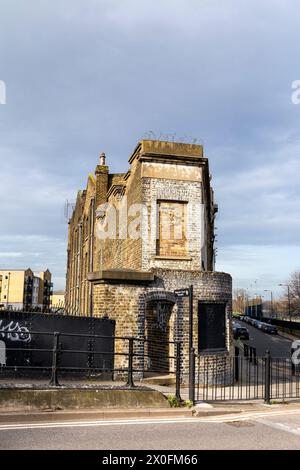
[233,324,250,340]
[261,323,278,334]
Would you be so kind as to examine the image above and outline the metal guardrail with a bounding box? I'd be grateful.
[0,330,182,400]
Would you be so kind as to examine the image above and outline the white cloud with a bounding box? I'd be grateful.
[217,244,300,296]
[0,252,23,258]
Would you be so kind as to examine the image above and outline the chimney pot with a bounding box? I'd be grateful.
[100,152,106,166]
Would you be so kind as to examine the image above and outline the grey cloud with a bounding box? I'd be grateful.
[1,0,300,290]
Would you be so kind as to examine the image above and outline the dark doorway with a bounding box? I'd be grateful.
[198,302,226,352]
[145,301,174,373]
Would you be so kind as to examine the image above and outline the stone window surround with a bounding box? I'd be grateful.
[154,255,192,261]
[141,177,204,273]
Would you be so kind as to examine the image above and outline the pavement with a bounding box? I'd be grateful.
[0,397,299,424]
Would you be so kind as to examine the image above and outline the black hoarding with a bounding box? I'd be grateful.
[0,311,115,376]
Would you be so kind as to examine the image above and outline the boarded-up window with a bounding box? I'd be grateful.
[157,201,187,257]
[198,302,226,352]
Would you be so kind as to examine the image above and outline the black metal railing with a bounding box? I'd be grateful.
[194,347,300,403]
[0,329,182,400]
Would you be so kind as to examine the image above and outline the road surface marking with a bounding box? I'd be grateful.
[0,417,215,431]
[1,409,300,431]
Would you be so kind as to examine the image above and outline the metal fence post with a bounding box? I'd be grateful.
[253,347,257,366]
[234,346,239,382]
[249,346,253,363]
[264,349,271,404]
[175,342,181,402]
[127,338,135,388]
[189,347,195,404]
[244,344,248,358]
[291,344,297,376]
[49,332,60,387]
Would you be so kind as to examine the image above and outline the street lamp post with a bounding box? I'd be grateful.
[252,280,258,319]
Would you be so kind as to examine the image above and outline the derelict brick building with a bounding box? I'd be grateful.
[66,140,232,377]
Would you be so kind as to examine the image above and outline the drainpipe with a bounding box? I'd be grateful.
[76,222,83,314]
[89,197,95,317]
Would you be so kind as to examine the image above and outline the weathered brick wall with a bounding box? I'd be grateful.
[93,282,145,372]
[92,269,232,379]
[152,269,233,377]
[66,176,96,315]
[101,160,142,271]
[196,353,234,387]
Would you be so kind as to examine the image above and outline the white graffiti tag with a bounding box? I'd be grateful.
[0,320,31,343]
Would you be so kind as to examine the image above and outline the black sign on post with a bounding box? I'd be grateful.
[174,288,189,298]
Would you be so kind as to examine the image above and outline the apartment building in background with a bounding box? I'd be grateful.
[51,291,65,309]
[0,269,53,311]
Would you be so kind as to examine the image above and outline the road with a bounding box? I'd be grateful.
[238,321,293,357]
[2,410,300,450]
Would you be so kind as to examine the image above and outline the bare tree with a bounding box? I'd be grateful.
[287,270,300,316]
[233,288,248,314]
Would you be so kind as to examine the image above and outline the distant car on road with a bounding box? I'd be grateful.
[233,324,250,340]
[261,323,278,334]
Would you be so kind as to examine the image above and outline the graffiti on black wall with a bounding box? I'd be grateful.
[0,320,31,343]
[0,311,115,375]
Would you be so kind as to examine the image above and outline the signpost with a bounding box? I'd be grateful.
[174,285,194,403]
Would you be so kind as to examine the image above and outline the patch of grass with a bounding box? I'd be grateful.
[184,399,193,408]
[269,400,288,405]
[167,395,180,408]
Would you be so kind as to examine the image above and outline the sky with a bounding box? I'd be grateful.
[0,0,300,299]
